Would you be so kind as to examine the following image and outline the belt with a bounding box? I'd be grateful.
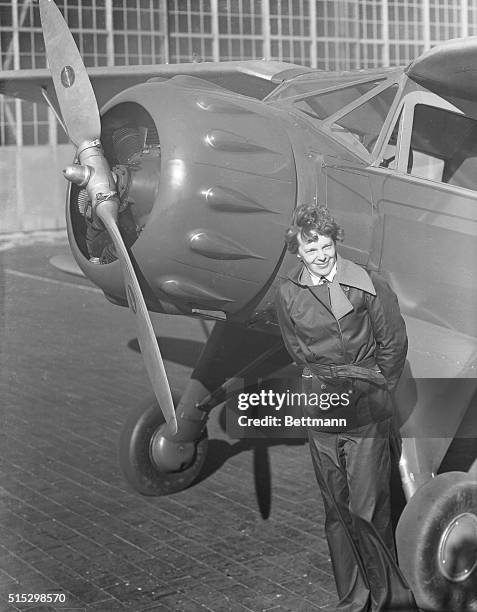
[304,361,386,385]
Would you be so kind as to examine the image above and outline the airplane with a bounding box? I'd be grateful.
[1,1,476,610]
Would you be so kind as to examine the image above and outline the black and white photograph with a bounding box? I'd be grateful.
[1,1,477,611]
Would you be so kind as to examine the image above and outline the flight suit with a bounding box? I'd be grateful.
[275,256,417,612]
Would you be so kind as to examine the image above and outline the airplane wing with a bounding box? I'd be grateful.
[0,60,311,108]
[406,36,477,101]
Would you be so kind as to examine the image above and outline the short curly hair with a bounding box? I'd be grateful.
[285,204,344,254]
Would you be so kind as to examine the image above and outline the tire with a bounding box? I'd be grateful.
[119,395,208,496]
[396,471,477,611]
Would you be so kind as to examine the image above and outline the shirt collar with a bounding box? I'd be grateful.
[301,261,337,286]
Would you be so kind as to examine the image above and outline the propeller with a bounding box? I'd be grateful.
[39,0,177,435]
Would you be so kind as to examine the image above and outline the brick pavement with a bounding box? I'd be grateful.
[2,235,475,612]
[0,235,338,611]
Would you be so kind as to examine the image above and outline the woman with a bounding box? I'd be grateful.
[275,204,417,612]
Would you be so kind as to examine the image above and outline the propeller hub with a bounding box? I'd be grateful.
[76,141,119,216]
[63,164,92,187]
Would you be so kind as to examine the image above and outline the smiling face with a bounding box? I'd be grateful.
[297,231,337,278]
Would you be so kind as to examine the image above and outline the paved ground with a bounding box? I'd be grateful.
[0,233,336,612]
[0,233,475,612]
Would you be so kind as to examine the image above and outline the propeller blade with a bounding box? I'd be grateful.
[39,0,178,434]
[97,201,177,434]
[253,443,272,519]
[39,0,100,146]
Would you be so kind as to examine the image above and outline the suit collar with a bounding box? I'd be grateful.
[335,257,376,296]
[287,255,376,296]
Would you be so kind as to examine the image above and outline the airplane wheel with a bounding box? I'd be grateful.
[119,396,208,496]
[396,471,477,611]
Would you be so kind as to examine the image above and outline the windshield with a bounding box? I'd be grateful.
[332,84,398,153]
[293,80,384,120]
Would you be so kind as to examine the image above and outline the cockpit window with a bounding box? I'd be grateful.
[407,104,477,190]
[332,84,398,153]
[294,80,384,120]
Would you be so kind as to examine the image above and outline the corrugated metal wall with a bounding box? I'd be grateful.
[0,0,473,233]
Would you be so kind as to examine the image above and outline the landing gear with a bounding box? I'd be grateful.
[396,471,477,611]
[119,321,292,497]
[119,395,208,496]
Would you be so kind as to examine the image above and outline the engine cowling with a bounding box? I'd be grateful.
[67,76,297,317]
